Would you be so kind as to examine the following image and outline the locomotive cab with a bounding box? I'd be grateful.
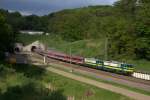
[120,64,134,75]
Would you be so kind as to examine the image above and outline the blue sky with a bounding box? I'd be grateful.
[0,0,117,15]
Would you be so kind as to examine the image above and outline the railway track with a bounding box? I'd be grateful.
[32,53,150,92]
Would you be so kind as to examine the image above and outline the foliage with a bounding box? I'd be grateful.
[45,0,150,60]
[134,0,150,60]
[0,14,15,59]
[0,63,132,100]
[19,34,150,73]
[0,0,150,60]
[0,9,48,32]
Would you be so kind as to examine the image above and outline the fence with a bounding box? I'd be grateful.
[132,72,150,80]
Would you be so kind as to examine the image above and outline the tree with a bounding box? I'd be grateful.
[0,13,15,59]
[134,0,150,59]
[6,11,24,32]
[114,0,137,17]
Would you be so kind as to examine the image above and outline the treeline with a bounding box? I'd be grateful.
[0,10,49,32]
[47,0,150,60]
[0,0,149,60]
[0,13,16,59]
[0,8,49,59]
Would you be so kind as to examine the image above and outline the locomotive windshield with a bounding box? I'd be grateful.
[127,64,134,68]
[96,60,103,64]
[121,64,134,68]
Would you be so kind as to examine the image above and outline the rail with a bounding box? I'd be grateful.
[35,49,150,81]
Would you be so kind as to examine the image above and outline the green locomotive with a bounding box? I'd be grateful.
[84,58,134,75]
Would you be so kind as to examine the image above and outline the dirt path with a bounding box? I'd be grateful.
[45,67,150,100]
[49,62,150,92]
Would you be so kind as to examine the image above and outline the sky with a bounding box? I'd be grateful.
[0,0,117,16]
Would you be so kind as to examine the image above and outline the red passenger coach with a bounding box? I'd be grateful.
[70,56,84,64]
[46,50,84,65]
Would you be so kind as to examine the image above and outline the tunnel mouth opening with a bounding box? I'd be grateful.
[14,47,20,52]
[31,46,37,52]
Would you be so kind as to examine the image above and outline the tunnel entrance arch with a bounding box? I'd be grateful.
[14,47,20,52]
[22,41,45,52]
[31,46,37,52]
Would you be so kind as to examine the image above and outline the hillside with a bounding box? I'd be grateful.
[19,34,150,73]
[1,0,150,61]
[46,3,150,61]
[0,0,150,71]
[0,0,150,100]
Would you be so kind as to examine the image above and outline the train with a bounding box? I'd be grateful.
[34,48,134,75]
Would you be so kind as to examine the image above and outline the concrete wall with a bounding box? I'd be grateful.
[132,72,150,80]
[20,31,44,35]
[23,41,45,52]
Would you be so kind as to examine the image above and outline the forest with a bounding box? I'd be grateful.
[0,0,150,60]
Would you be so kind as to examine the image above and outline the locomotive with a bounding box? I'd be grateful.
[84,58,134,75]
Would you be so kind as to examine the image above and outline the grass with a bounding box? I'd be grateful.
[47,62,150,96]
[19,34,150,73]
[43,71,132,100]
[127,60,150,74]
[18,34,105,58]
[0,63,133,100]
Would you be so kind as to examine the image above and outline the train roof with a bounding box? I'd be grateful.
[47,49,84,58]
[104,61,133,65]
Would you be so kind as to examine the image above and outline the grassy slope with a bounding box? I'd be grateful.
[48,63,150,95]
[19,34,150,73]
[19,34,105,58]
[0,64,132,100]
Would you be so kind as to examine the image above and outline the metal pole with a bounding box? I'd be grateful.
[69,44,73,72]
[105,37,108,60]
[70,47,71,64]
[44,56,46,64]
